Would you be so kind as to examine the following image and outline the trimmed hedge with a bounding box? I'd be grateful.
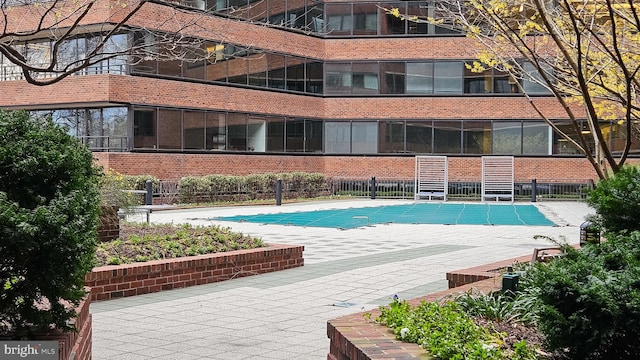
[177,172,328,203]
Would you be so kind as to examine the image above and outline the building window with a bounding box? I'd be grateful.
[493,121,522,154]
[379,120,405,153]
[523,122,550,154]
[406,121,433,153]
[434,61,463,94]
[434,121,462,153]
[324,122,351,153]
[406,62,433,94]
[352,122,378,153]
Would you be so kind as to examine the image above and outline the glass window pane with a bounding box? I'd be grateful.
[552,120,581,154]
[463,121,491,154]
[247,50,266,87]
[103,34,128,74]
[133,108,157,149]
[86,109,104,150]
[56,38,77,72]
[306,4,324,33]
[522,62,551,94]
[286,57,305,92]
[325,63,352,94]
[206,111,226,150]
[157,109,182,150]
[183,110,206,150]
[493,69,520,93]
[379,121,405,153]
[103,107,128,151]
[26,40,51,77]
[227,55,248,85]
[184,44,205,80]
[286,119,305,152]
[247,115,266,151]
[352,122,378,154]
[227,113,247,150]
[266,116,285,151]
[306,61,323,93]
[407,1,429,34]
[464,62,492,94]
[267,53,286,89]
[434,61,462,94]
[523,122,550,154]
[493,121,522,154]
[380,2,406,35]
[434,121,461,153]
[382,62,405,94]
[325,3,352,36]
[352,63,379,94]
[609,120,640,155]
[324,122,351,153]
[406,62,433,94]
[353,3,378,35]
[49,109,81,137]
[305,119,323,152]
[406,121,433,153]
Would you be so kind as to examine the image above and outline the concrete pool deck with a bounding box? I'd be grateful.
[90,199,593,360]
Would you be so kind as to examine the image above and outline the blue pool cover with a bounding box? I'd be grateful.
[212,203,556,229]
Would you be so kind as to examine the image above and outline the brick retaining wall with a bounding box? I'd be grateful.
[0,295,93,360]
[326,254,532,360]
[85,244,304,301]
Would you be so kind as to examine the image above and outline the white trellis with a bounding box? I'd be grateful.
[481,156,514,202]
[414,156,448,201]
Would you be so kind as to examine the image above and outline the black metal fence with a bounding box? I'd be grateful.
[330,178,593,201]
[149,177,592,204]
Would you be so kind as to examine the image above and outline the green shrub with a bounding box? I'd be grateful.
[586,165,640,233]
[523,232,640,359]
[375,298,506,359]
[452,289,539,327]
[0,110,100,338]
[176,172,328,203]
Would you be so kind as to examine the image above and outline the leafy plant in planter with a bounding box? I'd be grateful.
[0,110,100,338]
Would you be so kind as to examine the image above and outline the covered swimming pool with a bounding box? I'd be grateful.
[212,203,556,229]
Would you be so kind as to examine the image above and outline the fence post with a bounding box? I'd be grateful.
[531,179,537,203]
[276,179,282,206]
[145,180,153,205]
[370,177,376,199]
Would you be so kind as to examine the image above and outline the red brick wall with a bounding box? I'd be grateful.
[86,244,304,301]
[93,152,620,182]
[13,296,93,360]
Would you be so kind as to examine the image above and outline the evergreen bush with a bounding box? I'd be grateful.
[0,110,100,338]
[523,233,640,359]
[586,165,640,233]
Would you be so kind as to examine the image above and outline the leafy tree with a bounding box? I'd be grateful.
[0,110,101,338]
[400,0,640,179]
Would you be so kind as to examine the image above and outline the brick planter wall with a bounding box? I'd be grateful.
[98,205,119,242]
[85,244,304,301]
[0,295,92,360]
[326,254,532,360]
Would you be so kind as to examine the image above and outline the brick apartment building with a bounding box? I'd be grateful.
[1,0,636,182]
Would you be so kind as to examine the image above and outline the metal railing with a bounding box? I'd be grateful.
[81,136,128,152]
[330,178,593,201]
[145,177,592,204]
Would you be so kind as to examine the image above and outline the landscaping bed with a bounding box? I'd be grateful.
[95,222,265,266]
